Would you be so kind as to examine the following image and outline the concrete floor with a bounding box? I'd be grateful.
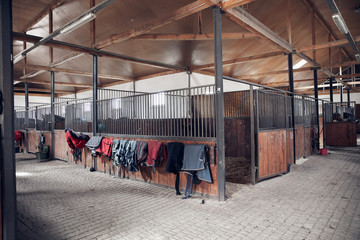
[16,145,360,240]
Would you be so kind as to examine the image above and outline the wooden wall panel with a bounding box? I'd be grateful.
[258,130,287,179]
[295,126,305,159]
[27,131,217,196]
[27,130,52,154]
[286,130,294,165]
[54,130,68,161]
[325,122,357,146]
[319,116,324,148]
[304,127,313,157]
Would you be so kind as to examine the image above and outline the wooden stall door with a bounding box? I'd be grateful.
[257,130,287,180]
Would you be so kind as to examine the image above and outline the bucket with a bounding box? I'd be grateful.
[320,148,328,155]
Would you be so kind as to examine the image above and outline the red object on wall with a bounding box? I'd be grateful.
[14,131,22,142]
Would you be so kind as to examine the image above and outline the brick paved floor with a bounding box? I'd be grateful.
[16,145,360,240]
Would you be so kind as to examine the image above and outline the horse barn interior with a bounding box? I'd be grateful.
[1,0,360,238]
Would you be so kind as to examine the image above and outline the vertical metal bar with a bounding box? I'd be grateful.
[0,0,17,237]
[329,77,333,116]
[313,68,320,150]
[347,88,350,108]
[322,100,326,147]
[92,55,98,170]
[250,85,256,185]
[92,55,98,136]
[214,7,226,201]
[288,53,296,164]
[302,96,305,157]
[340,85,343,103]
[24,82,29,153]
[50,71,55,159]
[255,90,260,180]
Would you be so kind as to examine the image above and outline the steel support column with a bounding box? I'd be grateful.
[340,86,343,103]
[24,81,29,153]
[313,68,320,150]
[288,53,296,164]
[50,71,55,159]
[249,85,256,185]
[347,88,350,108]
[329,77,333,116]
[0,0,17,238]
[213,7,225,201]
[92,55,98,169]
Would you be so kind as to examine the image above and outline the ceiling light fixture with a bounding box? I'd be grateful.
[60,13,96,34]
[293,59,307,69]
[355,53,360,62]
[13,53,25,64]
[332,13,349,34]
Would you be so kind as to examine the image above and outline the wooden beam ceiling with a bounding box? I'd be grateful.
[15,63,134,82]
[192,51,284,70]
[132,32,257,41]
[16,79,92,88]
[221,0,256,10]
[13,32,185,71]
[300,0,352,60]
[96,0,211,49]
[297,36,360,53]
[22,0,66,33]
[14,87,72,94]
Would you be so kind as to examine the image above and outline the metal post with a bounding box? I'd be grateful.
[50,71,55,159]
[250,85,256,185]
[213,7,226,201]
[313,68,320,150]
[288,53,296,164]
[347,88,350,108]
[0,0,17,238]
[93,55,98,169]
[24,81,29,153]
[329,77,333,117]
[93,55,98,136]
[322,100,326,147]
[340,86,343,103]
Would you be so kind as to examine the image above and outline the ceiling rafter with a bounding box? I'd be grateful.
[192,51,284,71]
[17,79,92,88]
[300,0,352,60]
[14,87,73,94]
[13,32,185,71]
[221,0,256,10]
[15,63,134,82]
[132,32,257,41]
[96,0,211,49]
[22,0,66,33]
[297,36,360,52]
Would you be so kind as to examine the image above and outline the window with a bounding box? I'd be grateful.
[84,102,91,112]
[112,98,121,109]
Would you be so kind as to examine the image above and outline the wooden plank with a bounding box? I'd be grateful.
[18,79,92,88]
[221,0,255,10]
[304,127,313,157]
[96,0,210,49]
[234,67,312,79]
[295,126,305,159]
[258,130,287,179]
[297,36,360,53]
[325,122,357,147]
[90,0,95,48]
[192,51,283,71]
[15,63,134,82]
[14,87,72,94]
[133,32,257,41]
[286,0,291,44]
[13,32,185,71]
[22,0,66,33]
[286,130,294,165]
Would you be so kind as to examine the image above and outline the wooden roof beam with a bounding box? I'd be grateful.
[15,63,134,82]
[192,51,284,71]
[297,36,360,53]
[96,0,211,49]
[132,32,257,41]
[301,0,352,60]
[22,0,66,33]
[14,87,73,94]
[221,0,255,10]
[13,32,186,71]
[16,79,92,88]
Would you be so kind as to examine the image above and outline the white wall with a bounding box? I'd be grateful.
[14,95,50,107]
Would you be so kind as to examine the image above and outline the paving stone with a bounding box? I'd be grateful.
[15,144,360,239]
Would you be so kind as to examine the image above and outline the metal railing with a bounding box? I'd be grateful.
[96,85,216,139]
